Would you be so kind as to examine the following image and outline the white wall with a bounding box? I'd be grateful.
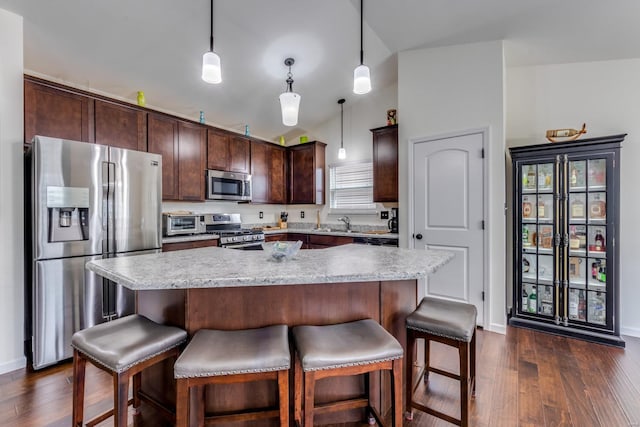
[398,41,507,333]
[0,9,25,373]
[507,58,640,337]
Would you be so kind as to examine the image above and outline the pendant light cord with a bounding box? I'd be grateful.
[209,0,214,52]
[338,98,345,149]
[359,0,364,65]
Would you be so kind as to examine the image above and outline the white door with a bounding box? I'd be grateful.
[412,131,485,324]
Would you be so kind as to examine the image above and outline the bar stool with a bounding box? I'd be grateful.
[174,325,290,427]
[71,314,188,427]
[292,319,403,427]
[405,297,477,427]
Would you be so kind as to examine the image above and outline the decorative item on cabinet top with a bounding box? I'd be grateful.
[546,123,587,143]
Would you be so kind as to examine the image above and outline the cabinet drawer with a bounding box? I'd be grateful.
[162,239,218,252]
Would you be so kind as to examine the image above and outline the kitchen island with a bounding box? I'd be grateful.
[87,244,453,426]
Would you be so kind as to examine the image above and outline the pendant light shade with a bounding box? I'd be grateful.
[202,0,222,84]
[338,98,346,159]
[353,64,371,95]
[280,58,300,127]
[202,51,222,84]
[353,0,371,94]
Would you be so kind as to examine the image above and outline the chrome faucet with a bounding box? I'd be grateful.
[338,216,351,232]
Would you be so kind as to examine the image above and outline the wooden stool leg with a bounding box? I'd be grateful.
[424,337,430,382]
[195,385,205,427]
[304,371,316,427]
[278,369,289,427]
[460,341,470,427]
[132,372,141,414]
[175,379,189,427]
[392,358,403,427]
[471,331,477,396]
[294,353,303,426]
[72,350,86,427]
[405,330,416,419]
[113,372,130,427]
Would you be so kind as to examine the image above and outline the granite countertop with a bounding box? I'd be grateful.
[87,244,453,290]
[162,234,219,244]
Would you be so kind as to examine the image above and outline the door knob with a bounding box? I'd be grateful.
[415,233,423,240]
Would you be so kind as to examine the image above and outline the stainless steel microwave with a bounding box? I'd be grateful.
[206,170,252,201]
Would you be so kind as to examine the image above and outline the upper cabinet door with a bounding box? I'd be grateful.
[147,114,178,200]
[371,125,398,202]
[250,141,269,204]
[229,136,251,174]
[94,100,147,151]
[178,122,206,201]
[24,78,93,144]
[207,129,230,171]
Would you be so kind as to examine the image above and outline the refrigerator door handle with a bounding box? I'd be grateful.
[102,161,116,255]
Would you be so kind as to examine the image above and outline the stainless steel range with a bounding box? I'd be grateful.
[203,213,265,250]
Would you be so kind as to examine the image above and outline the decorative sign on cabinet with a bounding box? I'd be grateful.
[509,134,625,347]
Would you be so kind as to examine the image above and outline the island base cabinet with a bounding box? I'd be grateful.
[136,280,417,426]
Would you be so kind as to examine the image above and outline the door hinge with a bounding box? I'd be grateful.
[481,220,485,230]
[481,148,485,158]
[482,291,485,301]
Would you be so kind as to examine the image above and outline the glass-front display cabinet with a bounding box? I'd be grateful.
[509,134,625,347]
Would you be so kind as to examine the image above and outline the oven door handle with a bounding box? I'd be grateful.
[223,241,264,249]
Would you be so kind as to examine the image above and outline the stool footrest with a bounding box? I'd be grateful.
[428,366,461,381]
[85,398,133,427]
[410,401,462,426]
[205,407,281,424]
[314,396,368,415]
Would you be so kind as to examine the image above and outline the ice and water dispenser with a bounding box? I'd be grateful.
[46,186,90,242]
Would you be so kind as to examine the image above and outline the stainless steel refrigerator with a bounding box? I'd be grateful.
[25,136,162,369]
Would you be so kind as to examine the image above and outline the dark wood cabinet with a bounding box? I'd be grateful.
[147,114,179,200]
[162,239,218,252]
[24,78,93,144]
[288,141,326,204]
[94,100,146,150]
[178,122,207,201]
[207,130,250,174]
[371,124,398,202]
[307,234,354,249]
[251,141,287,204]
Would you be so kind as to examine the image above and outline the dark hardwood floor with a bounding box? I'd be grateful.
[1,326,639,426]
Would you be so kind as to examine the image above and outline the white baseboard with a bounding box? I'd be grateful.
[0,356,26,375]
[621,326,640,338]
[486,322,507,335]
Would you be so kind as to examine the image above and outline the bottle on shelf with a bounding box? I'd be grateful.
[528,286,537,313]
[522,256,530,273]
[571,197,585,219]
[594,229,605,251]
[522,287,528,312]
[522,226,529,245]
[578,290,587,321]
[569,291,579,319]
[571,167,578,186]
[527,166,536,190]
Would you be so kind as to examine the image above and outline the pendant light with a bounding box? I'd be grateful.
[202,0,222,84]
[353,0,371,94]
[338,98,346,159]
[279,58,301,127]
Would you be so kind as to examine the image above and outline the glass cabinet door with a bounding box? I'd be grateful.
[565,157,609,328]
[519,162,556,319]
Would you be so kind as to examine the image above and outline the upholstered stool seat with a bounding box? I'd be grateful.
[71,314,187,427]
[292,319,404,427]
[405,297,477,427]
[174,325,290,427]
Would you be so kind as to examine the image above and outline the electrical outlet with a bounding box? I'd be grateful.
[259,211,263,219]
[380,211,389,219]
[300,211,305,219]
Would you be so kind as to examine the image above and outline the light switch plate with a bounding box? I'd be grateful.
[259,211,264,219]
[300,211,305,219]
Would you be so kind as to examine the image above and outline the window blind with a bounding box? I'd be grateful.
[329,162,375,209]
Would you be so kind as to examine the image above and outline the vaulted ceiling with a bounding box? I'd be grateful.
[2,0,640,142]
